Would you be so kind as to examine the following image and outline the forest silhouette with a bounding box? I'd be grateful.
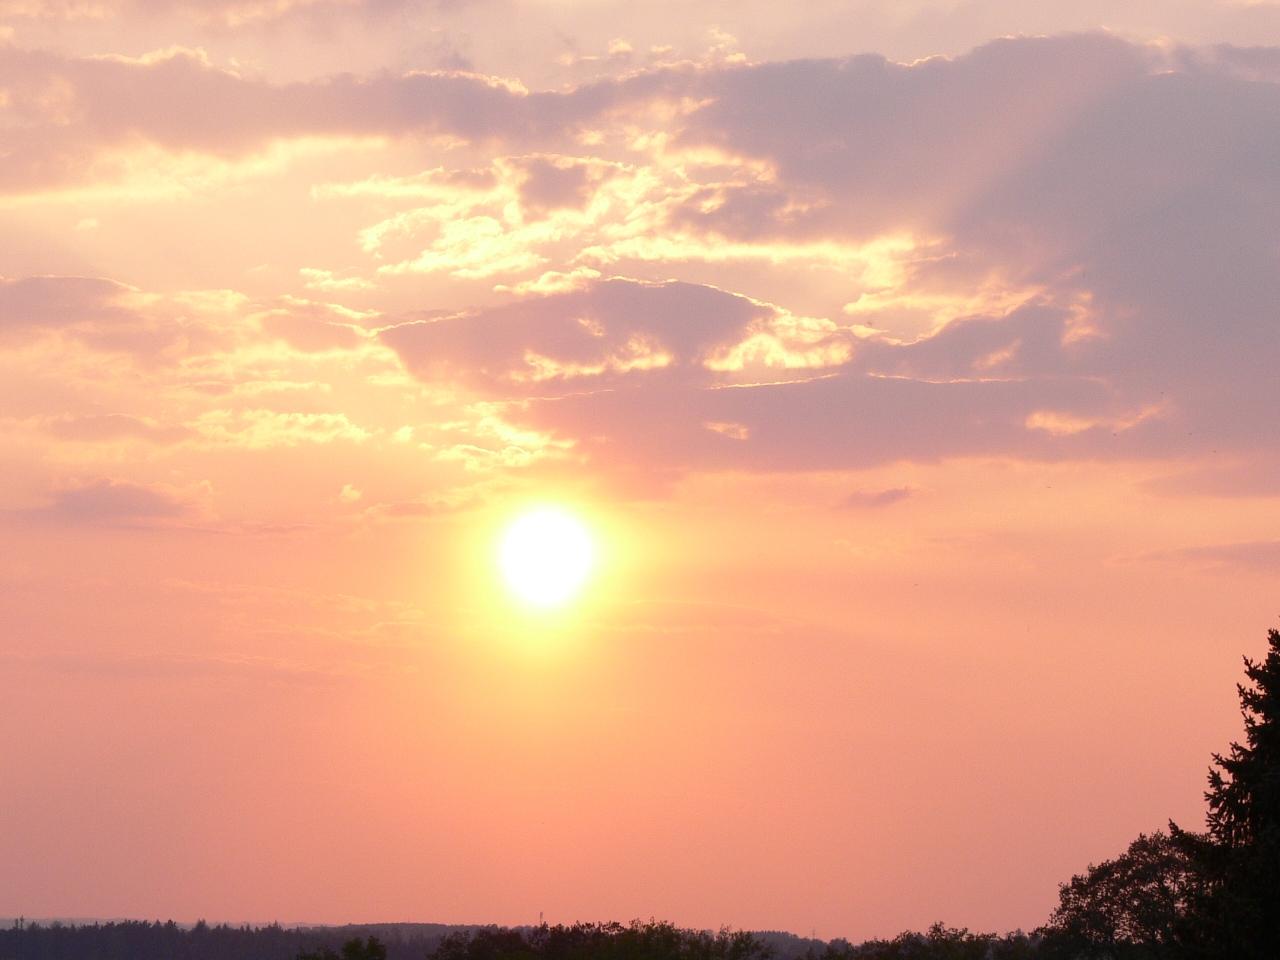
[4,627,1278,960]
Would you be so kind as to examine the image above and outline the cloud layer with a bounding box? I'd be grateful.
[4,33,1278,488]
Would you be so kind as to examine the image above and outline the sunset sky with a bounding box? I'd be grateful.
[3,0,1280,941]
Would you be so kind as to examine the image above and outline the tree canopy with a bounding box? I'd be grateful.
[1182,627,1280,957]
[1043,625,1280,958]
[428,922,769,960]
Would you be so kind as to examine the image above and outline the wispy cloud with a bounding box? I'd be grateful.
[11,479,190,525]
[840,487,915,509]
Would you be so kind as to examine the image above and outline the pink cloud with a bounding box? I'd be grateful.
[841,487,915,509]
[257,302,370,352]
[380,278,782,394]
[44,414,193,444]
[1148,540,1280,573]
[0,276,136,333]
[376,278,1151,474]
[0,44,675,191]
[4,33,1279,485]
[1,0,472,27]
[369,35,1280,478]
[17,478,190,524]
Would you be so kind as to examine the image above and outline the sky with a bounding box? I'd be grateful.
[2,0,1280,942]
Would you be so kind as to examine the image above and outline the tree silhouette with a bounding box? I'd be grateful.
[299,936,389,960]
[833,923,1039,959]
[1042,624,1280,958]
[427,922,769,960]
[1040,832,1201,957]
[1174,627,1280,958]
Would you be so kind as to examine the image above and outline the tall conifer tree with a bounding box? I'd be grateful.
[1192,627,1280,957]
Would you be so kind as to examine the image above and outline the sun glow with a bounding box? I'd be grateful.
[498,507,596,608]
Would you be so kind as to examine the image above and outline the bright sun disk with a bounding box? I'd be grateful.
[499,507,595,608]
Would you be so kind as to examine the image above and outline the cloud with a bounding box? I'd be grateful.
[664,34,1280,437]
[17,479,190,524]
[192,409,371,447]
[668,34,1157,242]
[0,276,137,334]
[0,44,671,193]
[254,299,372,352]
[340,154,664,281]
[0,0,470,28]
[6,33,1280,485]
[1,32,1273,212]
[0,275,385,369]
[0,649,340,684]
[841,487,915,509]
[380,277,838,395]
[360,487,483,520]
[1174,42,1280,83]
[523,364,1130,473]
[355,34,1280,478]
[511,154,613,214]
[0,274,238,360]
[44,413,193,444]
[378,277,1150,474]
[1150,540,1280,573]
[1145,460,1280,499]
[299,268,375,293]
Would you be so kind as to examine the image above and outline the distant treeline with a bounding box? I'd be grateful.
[417,922,1045,960]
[0,920,1047,960]
[4,626,1278,960]
[0,922,473,960]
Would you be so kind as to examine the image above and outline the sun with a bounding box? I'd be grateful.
[498,507,596,609]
